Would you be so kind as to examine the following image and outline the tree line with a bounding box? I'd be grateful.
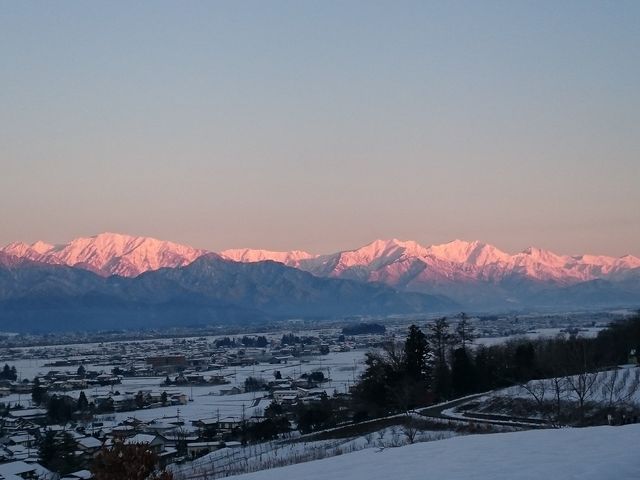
[352,313,640,420]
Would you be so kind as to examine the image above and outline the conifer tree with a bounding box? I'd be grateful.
[403,324,429,382]
[427,317,453,400]
[77,391,89,411]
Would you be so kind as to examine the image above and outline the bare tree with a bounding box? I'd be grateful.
[549,375,567,425]
[455,313,475,351]
[520,377,567,427]
[565,369,600,424]
[602,367,640,406]
[401,414,419,444]
[601,368,626,409]
[562,338,601,424]
[624,367,640,401]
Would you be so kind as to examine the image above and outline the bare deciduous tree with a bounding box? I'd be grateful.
[402,414,419,444]
[565,369,600,424]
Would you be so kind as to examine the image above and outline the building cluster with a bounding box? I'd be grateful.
[0,329,387,479]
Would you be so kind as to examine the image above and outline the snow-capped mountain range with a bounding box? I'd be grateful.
[1,232,205,277]
[222,237,640,284]
[2,233,639,308]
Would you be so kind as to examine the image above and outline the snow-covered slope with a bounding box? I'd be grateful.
[298,238,640,285]
[229,424,640,480]
[238,238,640,307]
[220,248,316,267]
[0,233,206,277]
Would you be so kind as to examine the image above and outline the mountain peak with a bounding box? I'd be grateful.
[30,240,55,254]
[2,232,206,277]
[425,239,509,266]
[220,248,316,266]
[337,238,429,266]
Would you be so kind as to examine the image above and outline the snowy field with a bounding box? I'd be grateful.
[474,327,603,347]
[225,424,640,480]
[172,426,459,479]
[498,364,640,405]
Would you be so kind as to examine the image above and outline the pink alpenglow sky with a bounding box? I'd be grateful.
[1,1,639,257]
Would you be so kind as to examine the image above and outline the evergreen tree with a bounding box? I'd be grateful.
[403,325,430,382]
[1,364,17,381]
[451,347,476,396]
[352,348,400,417]
[513,342,537,381]
[47,395,74,423]
[39,431,79,475]
[427,317,453,400]
[77,391,89,411]
[32,378,47,405]
[39,430,58,470]
[135,391,145,409]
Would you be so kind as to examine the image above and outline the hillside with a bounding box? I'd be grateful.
[227,425,640,480]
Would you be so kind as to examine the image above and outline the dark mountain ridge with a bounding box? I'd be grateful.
[0,253,455,333]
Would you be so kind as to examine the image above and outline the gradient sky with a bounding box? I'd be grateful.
[1,1,639,256]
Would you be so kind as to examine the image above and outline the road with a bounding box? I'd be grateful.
[418,394,549,430]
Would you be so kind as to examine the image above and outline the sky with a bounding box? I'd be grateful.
[1,1,639,256]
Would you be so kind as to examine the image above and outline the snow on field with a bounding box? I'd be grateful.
[226,424,640,480]
[172,426,458,479]
[497,365,640,405]
[475,327,603,347]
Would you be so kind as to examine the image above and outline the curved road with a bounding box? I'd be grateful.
[418,394,549,430]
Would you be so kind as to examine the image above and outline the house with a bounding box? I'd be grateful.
[143,419,181,434]
[5,444,29,461]
[110,394,134,411]
[7,434,36,448]
[7,409,47,421]
[219,386,242,396]
[0,417,20,432]
[76,436,102,453]
[217,417,242,431]
[272,390,300,403]
[0,460,52,479]
[95,374,120,386]
[124,434,166,454]
[170,393,189,406]
[187,358,209,370]
[61,470,93,479]
[147,356,187,373]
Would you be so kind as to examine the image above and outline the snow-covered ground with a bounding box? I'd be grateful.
[172,426,459,479]
[498,365,640,405]
[225,424,640,480]
[475,327,603,347]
